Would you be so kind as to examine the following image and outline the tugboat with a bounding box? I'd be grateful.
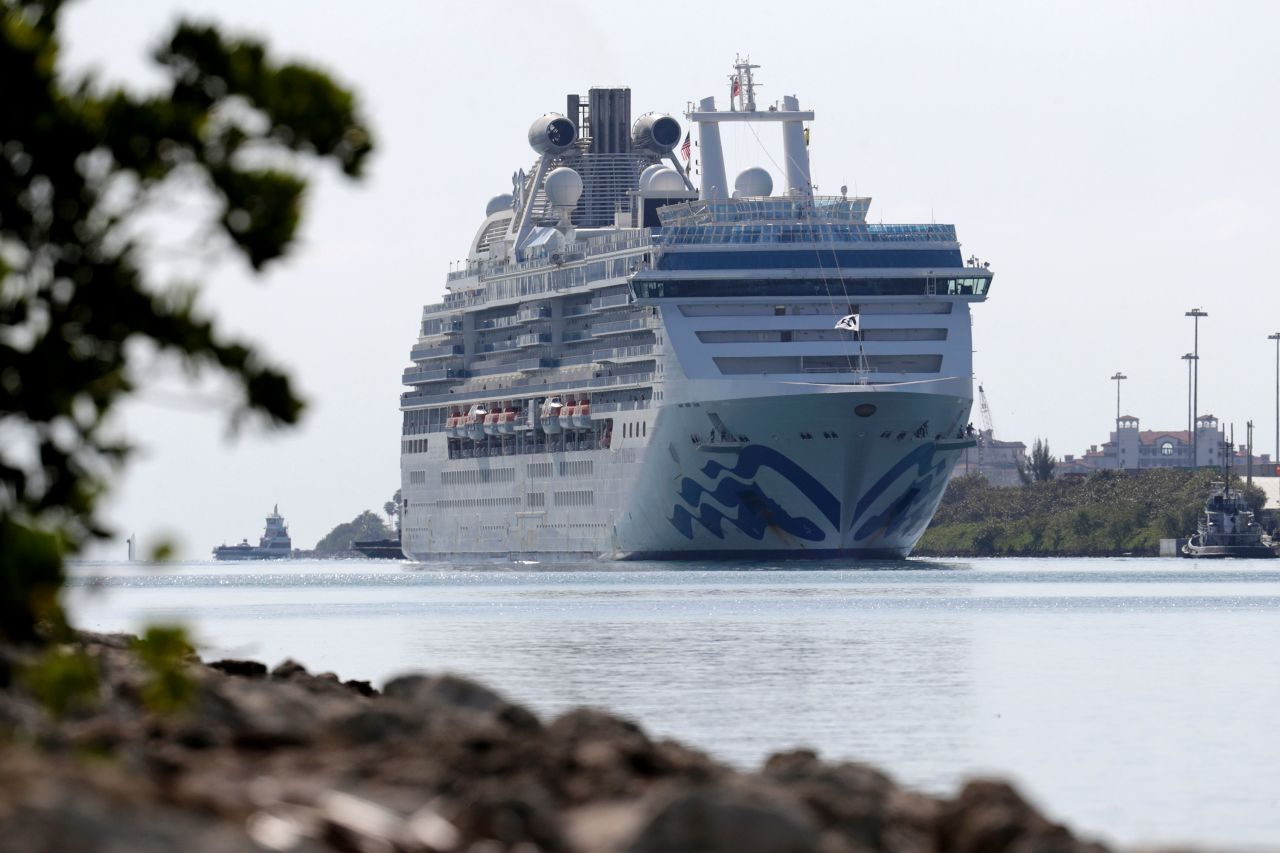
[1181,481,1276,559]
[1182,429,1276,559]
[213,505,293,560]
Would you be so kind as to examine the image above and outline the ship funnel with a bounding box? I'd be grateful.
[528,113,577,155]
[631,112,682,153]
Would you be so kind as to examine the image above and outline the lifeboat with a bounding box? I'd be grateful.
[483,403,503,436]
[444,408,463,438]
[540,397,563,434]
[558,398,577,432]
[499,406,517,434]
[464,404,488,441]
[573,397,591,429]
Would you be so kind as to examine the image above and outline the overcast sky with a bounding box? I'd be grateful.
[62,0,1280,558]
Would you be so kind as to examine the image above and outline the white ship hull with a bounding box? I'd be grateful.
[401,381,973,560]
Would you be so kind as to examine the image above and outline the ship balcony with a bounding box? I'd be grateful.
[517,305,552,322]
[517,357,558,372]
[402,366,467,386]
[563,305,593,318]
[590,318,655,337]
[409,343,464,360]
[590,294,632,312]
[562,330,592,343]
[481,339,521,354]
[593,344,655,364]
[477,316,522,331]
[516,332,552,348]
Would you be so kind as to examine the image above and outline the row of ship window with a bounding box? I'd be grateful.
[423,461,597,486]
[426,490,597,509]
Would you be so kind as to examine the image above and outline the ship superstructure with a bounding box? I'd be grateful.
[399,59,992,559]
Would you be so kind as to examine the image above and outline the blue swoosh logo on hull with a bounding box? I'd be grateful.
[669,445,839,542]
[849,443,950,542]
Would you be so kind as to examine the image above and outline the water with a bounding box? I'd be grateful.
[65,557,1280,848]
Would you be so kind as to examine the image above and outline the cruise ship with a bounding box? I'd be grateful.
[399,59,992,560]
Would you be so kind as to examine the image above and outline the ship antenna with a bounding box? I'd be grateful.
[732,53,760,112]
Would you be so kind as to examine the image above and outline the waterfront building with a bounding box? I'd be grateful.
[957,430,1027,487]
[1060,414,1276,475]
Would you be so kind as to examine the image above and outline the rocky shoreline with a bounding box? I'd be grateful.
[0,633,1111,853]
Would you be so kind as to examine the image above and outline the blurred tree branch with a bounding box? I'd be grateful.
[1,0,373,641]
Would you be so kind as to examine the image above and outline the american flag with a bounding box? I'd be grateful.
[680,132,691,162]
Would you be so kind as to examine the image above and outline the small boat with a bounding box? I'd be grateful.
[213,505,292,560]
[464,404,488,441]
[483,404,503,436]
[540,397,563,434]
[573,396,592,429]
[1181,481,1276,559]
[498,405,518,434]
[559,398,577,432]
[445,408,463,438]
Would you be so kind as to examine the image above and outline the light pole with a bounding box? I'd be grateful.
[1181,353,1196,467]
[1186,308,1208,465]
[1111,371,1127,470]
[1270,332,1280,472]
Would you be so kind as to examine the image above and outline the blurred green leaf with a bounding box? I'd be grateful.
[21,645,100,718]
[1,0,373,642]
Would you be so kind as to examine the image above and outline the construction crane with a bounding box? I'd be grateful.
[976,383,996,471]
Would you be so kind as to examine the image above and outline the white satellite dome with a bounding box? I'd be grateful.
[734,167,773,198]
[544,167,583,208]
[638,163,668,191]
[485,193,514,217]
[646,168,685,193]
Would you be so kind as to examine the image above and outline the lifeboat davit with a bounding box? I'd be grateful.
[540,397,563,434]
[483,404,502,436]
[499,406,517,435]
[465,404,488,441]
[573,397,591,429]
[558,398,577,432]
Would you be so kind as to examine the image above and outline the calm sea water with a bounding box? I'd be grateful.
[65,557,1280,848]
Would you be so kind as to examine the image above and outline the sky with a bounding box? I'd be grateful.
[60,0,1280,558]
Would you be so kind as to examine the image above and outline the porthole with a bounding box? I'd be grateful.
[854,403,877,417]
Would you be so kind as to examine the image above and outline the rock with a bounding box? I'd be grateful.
[207,659,267,678]
[344,678,376,697]
[625,786,821,853]
[270,658,309,680]
[546,709,676,804]
[763,749,903,850]
[383,673,540,732]
[191,673,357,748]
[0,633,1114,853]
[934,780,1103,853]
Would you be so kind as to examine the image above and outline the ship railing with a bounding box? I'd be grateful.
[516,332,552,348]
[409,343,464,360]
[590,293,632,312]
[651,221,958,246]
[593,344,655,362]
[445,232,653,283]
[399,371,655,408]
[401,367,467,385]
[588,399,651,414]
[590,317,653,336]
